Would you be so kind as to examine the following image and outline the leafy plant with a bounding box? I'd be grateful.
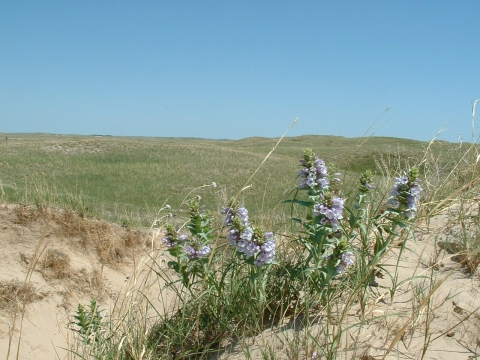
[72,299,106,346]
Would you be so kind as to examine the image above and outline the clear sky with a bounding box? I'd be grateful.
[1,1,479,142]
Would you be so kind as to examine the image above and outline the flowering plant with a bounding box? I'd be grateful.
[162,199,214,289]
[222,201,276,267]
[286,149,353,291]
[158,150,422,319]
[386,167,422,219]
[364,167,422,288]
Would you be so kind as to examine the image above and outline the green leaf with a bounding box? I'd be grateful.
[168,261,180,272]
[349,213,357,227]
[283,199,314,207]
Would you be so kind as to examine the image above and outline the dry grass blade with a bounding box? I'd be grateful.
[382,262,460,359]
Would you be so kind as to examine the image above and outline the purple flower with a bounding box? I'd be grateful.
[359,170,376,193]
[221,206,235,226]
[222,204,276,266]
[313,196,345,231]
[222,205,249,226]
[317,177,330,189]
[298,150,331,190]
[336,252,355,274]
[240,226,254,241]
[386,168,422,219]
[388,176,408,197]
[237,207,249,225]
[233,225,261,258]
[254,233,276,266]
[185,243,211,259]
[163,226,187,248]
[228,229,240,246]
[243,241,260,257]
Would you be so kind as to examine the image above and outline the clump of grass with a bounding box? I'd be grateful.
[53,209,146,266]
[438,200,480,275]
[122,229,144,248]
[42,248,71,279]
[36,247,109,304]
[12,203,47,225]
[0,280,43,313]
[12,203,147,268]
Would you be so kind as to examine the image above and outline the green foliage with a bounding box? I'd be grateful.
[72,299,106,346]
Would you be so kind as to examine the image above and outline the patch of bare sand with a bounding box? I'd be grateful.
[0,203,166,360]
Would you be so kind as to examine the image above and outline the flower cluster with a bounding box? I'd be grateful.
[185,242,211,259]
[386,167,422,219]
[335,252,355,274]
[254,232,276,266]
[222,203,276,266]
[313,195,345,231]
[359,170,376,194]
[162,200,213,260]
[163,224,187,248]
[163,226,212,260]
[298,148,330,190]
[222,205,249,227]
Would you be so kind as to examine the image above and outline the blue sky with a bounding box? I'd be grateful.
[1,1,479,142]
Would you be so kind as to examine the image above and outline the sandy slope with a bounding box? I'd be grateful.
[0,203,163,360]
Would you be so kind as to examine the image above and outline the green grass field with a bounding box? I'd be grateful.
[0,133,456,227]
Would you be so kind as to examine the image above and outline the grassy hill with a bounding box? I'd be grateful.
[0,133,460,226]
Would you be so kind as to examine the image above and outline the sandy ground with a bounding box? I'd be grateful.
[0,203,165,360]
[0,202,479,359]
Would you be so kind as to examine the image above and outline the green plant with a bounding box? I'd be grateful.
[72,299,106,346]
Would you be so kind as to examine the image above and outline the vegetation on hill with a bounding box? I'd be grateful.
[0,133,457,227]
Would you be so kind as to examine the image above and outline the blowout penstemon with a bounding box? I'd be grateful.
[298,149,330,190]
[292,149,354,281]
[222,202,276,266]
[221,201,276,315]
[162,202,213,258]
[162,198,214,289]
[313,194,345,231]
[163,224,187,249]
[368,167,422,287]
[386,167,422,219]
[336,252,355,275]
[158,149,423,306]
